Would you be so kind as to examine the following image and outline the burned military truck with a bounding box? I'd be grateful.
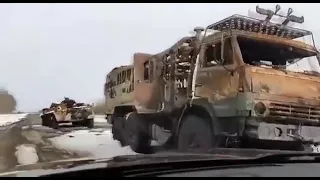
[41,97,95,129]
[106,5,320,154]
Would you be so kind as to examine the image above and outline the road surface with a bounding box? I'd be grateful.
[0,113,136,172]
[1,113,319,174]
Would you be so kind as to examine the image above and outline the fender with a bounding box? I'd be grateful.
[174,98,222,140]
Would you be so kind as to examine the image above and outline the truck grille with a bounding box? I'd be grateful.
[269,102,320,123]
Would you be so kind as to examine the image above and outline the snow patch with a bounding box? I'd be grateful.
[49,129,136,159]
[15,144,39,165]
[0,113,29,127]
[94,115,107,123]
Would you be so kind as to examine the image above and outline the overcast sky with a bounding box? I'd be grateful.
[0,3,319,111]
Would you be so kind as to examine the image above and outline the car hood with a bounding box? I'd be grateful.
[0,148,303,177]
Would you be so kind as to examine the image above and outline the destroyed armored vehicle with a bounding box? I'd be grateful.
[40,97,94,129]
[106,5,320,154]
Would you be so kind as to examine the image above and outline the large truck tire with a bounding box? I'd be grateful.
[125,112,152,154]
[111,115,128,147]
[177,115,216,151]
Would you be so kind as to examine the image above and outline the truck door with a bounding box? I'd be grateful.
[194,37,239,114]
[133,53,160,110]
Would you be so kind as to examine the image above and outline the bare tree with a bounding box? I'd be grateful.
[0,89,17,114]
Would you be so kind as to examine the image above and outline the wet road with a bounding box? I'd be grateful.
[0,114,136,172]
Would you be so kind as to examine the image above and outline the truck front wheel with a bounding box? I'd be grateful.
[177,115,216,151]
[125,112,152,154]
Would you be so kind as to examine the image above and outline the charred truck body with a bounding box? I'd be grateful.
[105,5,320,153]
[104,65,134,124]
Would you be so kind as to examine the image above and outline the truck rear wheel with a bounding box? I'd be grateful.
[126,112,152,154]
[177,115,215,151]
[112,116,128,147]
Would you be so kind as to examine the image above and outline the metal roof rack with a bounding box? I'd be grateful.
[206,5,311,40]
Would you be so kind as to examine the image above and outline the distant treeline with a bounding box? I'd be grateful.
[0,89,17,114]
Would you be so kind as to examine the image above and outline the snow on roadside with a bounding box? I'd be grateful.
[0,113,130,166]
[0,113,29,127]
[15,145,39,165]
[49,129,136,159]
[0,113,114,170]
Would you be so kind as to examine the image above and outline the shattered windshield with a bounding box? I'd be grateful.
[238,36,320,74]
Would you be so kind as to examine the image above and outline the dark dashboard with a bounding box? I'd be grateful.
[158,163,320,177]
[10,162,320,177]
[4,150,320,177]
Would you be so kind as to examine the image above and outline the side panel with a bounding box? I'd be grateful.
[133,53,162,111]
[105,73,117,114]
[53,104,70,122]
[194,38,240,117]
[195,66,239,117]
[105,66,135,115]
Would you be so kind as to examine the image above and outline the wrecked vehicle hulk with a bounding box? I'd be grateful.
[105,5,320,154]
[40,97,95,129]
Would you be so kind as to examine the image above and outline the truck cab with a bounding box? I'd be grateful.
[193,16,320,150]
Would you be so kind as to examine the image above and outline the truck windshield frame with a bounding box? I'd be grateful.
[237,35,320,73]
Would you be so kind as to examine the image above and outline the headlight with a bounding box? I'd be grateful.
[254,101,267,115]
